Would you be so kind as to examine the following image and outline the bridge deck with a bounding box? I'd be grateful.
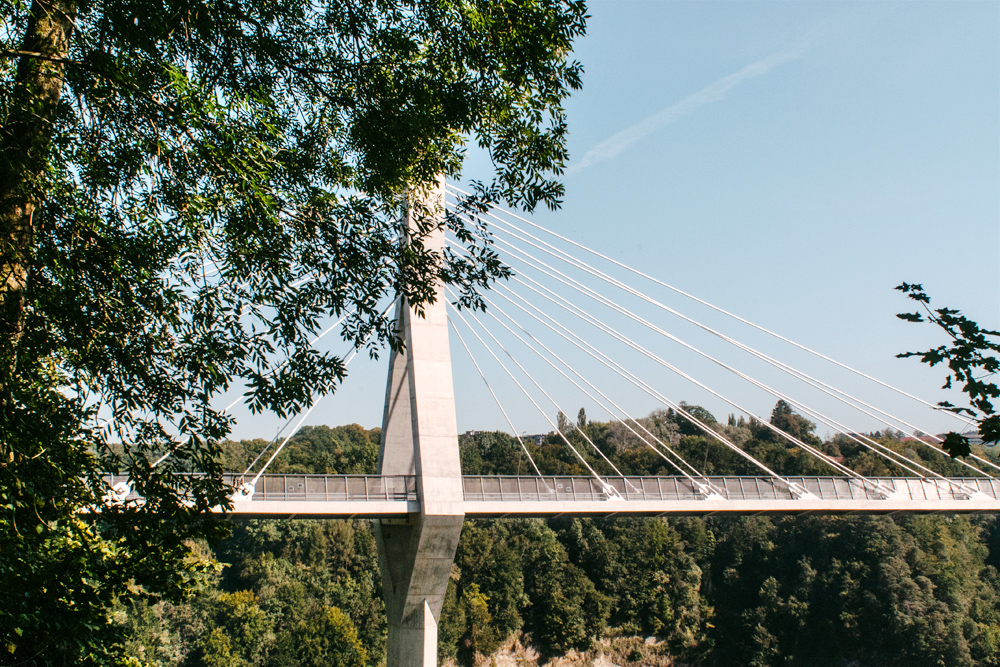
[104,474,1000,517]
[460,475,1000,517]
[173,474,1000,517]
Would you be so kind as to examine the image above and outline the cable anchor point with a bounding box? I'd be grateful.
[601,481,625,501]
[103,480,133,506]
[231,481,255,502]
[788,482,818,500]
[695,480,725,501]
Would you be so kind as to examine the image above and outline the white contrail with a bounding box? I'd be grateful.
[568,38,817,174]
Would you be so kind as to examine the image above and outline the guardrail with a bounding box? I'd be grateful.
[103,474,418,503]
[235,474,417,502]
[462,475,1000,503]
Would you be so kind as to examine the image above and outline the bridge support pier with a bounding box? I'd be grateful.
[377,513,463,667]
[375,178,464,667]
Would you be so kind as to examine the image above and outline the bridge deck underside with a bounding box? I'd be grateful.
[202,474,1000,517]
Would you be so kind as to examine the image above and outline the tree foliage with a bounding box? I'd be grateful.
[117,419,1000,667]
[764,399,819,445]
[0,0,588,662]
[896,283,1000,457]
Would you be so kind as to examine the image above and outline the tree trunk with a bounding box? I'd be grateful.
[0,0,75,396]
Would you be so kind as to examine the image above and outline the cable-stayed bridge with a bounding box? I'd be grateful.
[113,178,999,667]
[163,177,998,521]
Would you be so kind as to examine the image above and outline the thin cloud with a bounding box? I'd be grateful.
[568,37,818,175]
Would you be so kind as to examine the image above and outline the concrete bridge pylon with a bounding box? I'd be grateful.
[375,176,465,667]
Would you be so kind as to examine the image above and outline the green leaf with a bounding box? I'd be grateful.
[895,282,929,302]
[941,431,972,459]
[979,416,1000,445]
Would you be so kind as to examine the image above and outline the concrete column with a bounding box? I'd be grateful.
[376,177,465,667]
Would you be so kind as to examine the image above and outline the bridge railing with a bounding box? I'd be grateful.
[462,475,704,501]
[103,474,419,503]
[103,474,1000,505]
[238,474,417,502]
[462,475,1000,502]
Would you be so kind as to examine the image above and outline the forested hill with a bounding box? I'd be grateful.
[124,405,1000,667]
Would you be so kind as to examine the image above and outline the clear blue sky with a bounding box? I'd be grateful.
[228,1,999,443]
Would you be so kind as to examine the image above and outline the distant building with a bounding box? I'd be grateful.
[463,430,550,446]
[962,431,985,446]
[900,431,987,446]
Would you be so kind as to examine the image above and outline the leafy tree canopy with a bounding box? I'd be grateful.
[759,399,819,445]
[896,283,1000,457]
[671,402,717,437]
[0,0,588,662]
